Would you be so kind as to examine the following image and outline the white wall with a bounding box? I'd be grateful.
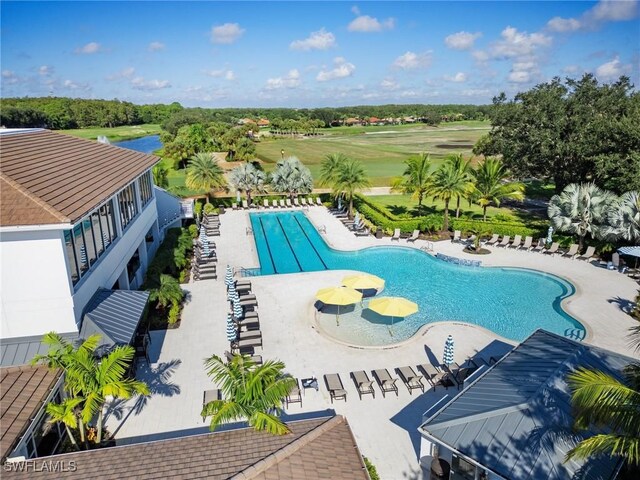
[0,229,76,338]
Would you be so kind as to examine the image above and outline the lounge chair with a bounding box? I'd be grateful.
[396,366,425,394]
[532,238,546,253]
[417,363,455,390]
[562,244,579,259]
[286,199,292,207]
[279,199,286,208]
[225,350,262,366]
[235,278,252,287]
[354,228,370,237]
[577,245,596,262]
[237,319,260,331]
[452,230,461,243]
[407,230,420,243]
[485,234,499,245]
[272,199,278,208]
[543,242,559,255]
[293,198,300,207]
[238,293,257,303]
[232,203,238,210]
[285,378,302,407]
[308,197,314,206]
[263,199,270,208]
[496,235,511,248]
[316,197,322,206]
[238,329,261,341]
[242,200,249,209]
[391,229,401,241]
[301,197,307,206]
[233,336,262,351]
[239,298,258,308]
[202,389,221,422]
[509,235,522,249]
[350,370,375,399]
[324,373,347,403]
[520,236,533,250]
[372,369,398,398]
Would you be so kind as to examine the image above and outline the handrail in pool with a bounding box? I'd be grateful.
[293,215,328,270]
[275,216,303,272]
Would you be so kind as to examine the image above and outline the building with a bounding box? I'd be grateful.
[418,330,632,480]
[0,129,180,365]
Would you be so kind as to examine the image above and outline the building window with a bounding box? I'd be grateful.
[452,454,476,480]
[139,171,153,207]
[117,182,139,230]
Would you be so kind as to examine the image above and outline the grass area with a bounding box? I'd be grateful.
[257,120,490,187]
[60,124,161,142]
[524,180,556,200]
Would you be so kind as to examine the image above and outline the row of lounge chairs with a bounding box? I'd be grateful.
[391,228,420,242]
[192,215,219,281]
[228,278,263,363]
[232,197,324,210]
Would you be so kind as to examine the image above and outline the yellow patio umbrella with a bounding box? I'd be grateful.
[316,286,363,326]
[342,274,385,291]
[368,296,418,334]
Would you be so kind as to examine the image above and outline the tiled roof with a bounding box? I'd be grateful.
[3,415,369,479]
[0,129,159,227]
[421,329,633,480]
[1,365,62,461]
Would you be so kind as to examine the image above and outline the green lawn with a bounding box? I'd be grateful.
[60,124,161,142]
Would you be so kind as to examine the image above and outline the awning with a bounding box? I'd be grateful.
[618,246,640,258]
[80,289,150,352]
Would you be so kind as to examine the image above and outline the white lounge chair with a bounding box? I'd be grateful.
[509,235,522,249]
[562,244,579,259]
[520,236,533,250]
[532,238,546,253]
[293,198,300,207]
[407,230,420,242]
[543,242,560,255]
[279,199,285,208]
[286,199,292,207]
[577,246,596,262]
[452,230,461,243]
[242,200,249,209]
[316,197,322,206]
[391,228,401,241]
[272,199,278,208]
[301,197,307,206]
[232,203,238,210]
[263,199,269,208]
[485,234,499,246]
[496,235,511,248]
[307,197,314,206]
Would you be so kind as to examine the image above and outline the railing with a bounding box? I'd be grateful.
[317,225,326,234]
[239,267,261,277]
[436,252,482,267]
[420,241,434,252]
[246,227,253,236]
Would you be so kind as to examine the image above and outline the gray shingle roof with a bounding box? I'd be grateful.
[0,332,78,367]
[421,329,634,480]
[80,289,150,350]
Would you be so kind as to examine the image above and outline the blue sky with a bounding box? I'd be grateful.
[1,1,638,107]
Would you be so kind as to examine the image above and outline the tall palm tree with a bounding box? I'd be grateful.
[149,274,184,311]
[566,326,640,466]
[431,162,472,232]
[270,156,313,200]
[333,158,371,218]
[471,158,525,221]
[390,152,433,214]
[318,152,348,187]
[548,183,617,250]
[201,354,296,435]
[152,164,169,189]
[228,163,267,206]
[608,190,640,243]
[185,152,227,203]
[445,154,473,218]
[46,397,84,450]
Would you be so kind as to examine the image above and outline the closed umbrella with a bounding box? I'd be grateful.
[202,238,210,257]
[236,190,241,203]
[338,196,342,211]
[368,296,418,335]
[354,211,360,226]
[227,282,237,300]
[231,292,243,319]
[316,286,362,326]
[224,265,234,287]
[443,335,455,365]
[546,226,553,245]
[226,313,237,341]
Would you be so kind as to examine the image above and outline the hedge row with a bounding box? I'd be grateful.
[353,195,443,233]
[142,227,193,289]
[450,218,548,238]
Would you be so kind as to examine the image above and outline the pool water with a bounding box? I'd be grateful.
[249,211,585,345]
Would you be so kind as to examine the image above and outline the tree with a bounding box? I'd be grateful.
[390,153,433,214]
[46,397,84,450]
[548,183,616,250]
[201,354,296,435]
[229,163,267,205]
[270,156,313,200]
[333,158,371,217]
[163,123,214,167]
[566,326,640,467]
[471,158,525,221]
[608,191,640,243]
[446,154,473,218]
[149,274,184,310]
[431,162,472,232]
[185,152,227,202]
[319,152,349,187]
[33,333,149,445]
[152,164,169,189]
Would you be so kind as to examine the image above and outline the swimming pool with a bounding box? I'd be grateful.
[249,211,585,344]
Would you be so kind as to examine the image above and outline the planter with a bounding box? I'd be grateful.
[375,229,383,239]
[463,246,491,255]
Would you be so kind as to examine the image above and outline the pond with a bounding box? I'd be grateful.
[113,135,162,153]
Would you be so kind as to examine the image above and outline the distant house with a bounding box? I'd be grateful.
[418,329,632,480]
[344,117,361,126]
[257,118,270,127]
[368,116,381,125]
[237,118,254,125]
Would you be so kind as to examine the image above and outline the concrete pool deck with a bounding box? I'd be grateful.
[106,207,639,480]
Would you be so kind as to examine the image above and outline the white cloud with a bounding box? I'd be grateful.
[265,69,301,90]
[290,28,336,51]
[472,50,490,63]
[351,5,360,15]
[107,67,135,81]
[595,56,632,81]
[491,27,552,59]
[547,17,581,32]
[131,77,172,90]
[75,42,102,54]
[2,70,19,84]
[206,69,235,80]
[546,0,638,33]
[392,51,432,70]
[563,65,581,74]
[461,88,490,97]
[316,57,356,81]
[399,90,420,98]
[211,23,245,44]
[444,72,467,83]
[444,31,482,50]
[38,65,53,76]
[148,41,165,52]
[62,79,90,91]
[380,78,399,90]
[508,70,531,83]
[348,15,395,32]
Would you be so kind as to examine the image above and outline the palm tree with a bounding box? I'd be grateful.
[566,326,640,466]
[431,162,473,232]
[201,354,296,435]
[228,163,267,206]
[319,152,348,187]
[185,152,227,203]
[149,274,184,311]
[548,183,617,250]
[390,152,433,214]
[333,158,371,218]
[270,156,313,200]
[46,397,84,450]
[445,154,473,218]
[152,164,169,189]
[471,158,525,221]
[608,190,640,243]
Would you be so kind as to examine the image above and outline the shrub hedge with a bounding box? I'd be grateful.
[450,218,548,238]
[353,195,443,233]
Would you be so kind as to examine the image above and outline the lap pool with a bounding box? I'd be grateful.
[248,211,585,345]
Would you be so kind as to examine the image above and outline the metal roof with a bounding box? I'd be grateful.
[617,246,640,258]
[0,332,78,367]
[80,289,149,351]
[421,329,634,480]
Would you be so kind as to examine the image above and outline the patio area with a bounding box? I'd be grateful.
[105,207,639,480]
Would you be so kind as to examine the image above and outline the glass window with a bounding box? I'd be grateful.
[118,182,139,230]
[83,221,97,266]
[91,212,105,257]
[64,230,79,285]
[139,171,153,207]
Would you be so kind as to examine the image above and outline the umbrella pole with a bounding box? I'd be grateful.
[388,316,394,336]
[336,305,340,326]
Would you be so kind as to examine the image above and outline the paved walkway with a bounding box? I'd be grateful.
[106,207,638,480]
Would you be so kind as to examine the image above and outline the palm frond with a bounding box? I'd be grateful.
[250,410,291,435]
[566,433,640,466]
